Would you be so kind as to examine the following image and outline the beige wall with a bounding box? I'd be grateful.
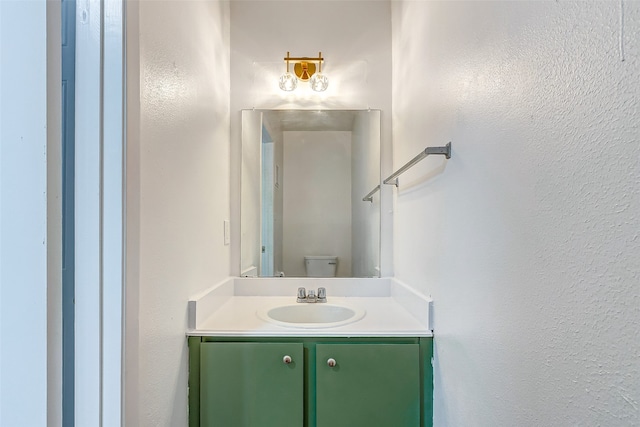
[282,131,353,277]
[240,110,262,275]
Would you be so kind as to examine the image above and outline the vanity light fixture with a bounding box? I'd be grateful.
[278,51,329,92]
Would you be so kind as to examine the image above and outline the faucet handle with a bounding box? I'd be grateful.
[297,287,307,302]
[317,287,327,302]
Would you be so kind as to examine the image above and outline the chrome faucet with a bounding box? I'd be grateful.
[296,287,327,303]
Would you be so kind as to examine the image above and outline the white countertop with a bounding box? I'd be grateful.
[187,277,433,338]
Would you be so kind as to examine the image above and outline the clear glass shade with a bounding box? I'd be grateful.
[309,73,329,92]
[278,72,298,91]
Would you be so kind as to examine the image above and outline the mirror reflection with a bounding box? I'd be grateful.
[241,109,381,278]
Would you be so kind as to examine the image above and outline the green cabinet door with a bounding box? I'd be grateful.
[200,342,304,427]
[315,343,420,427]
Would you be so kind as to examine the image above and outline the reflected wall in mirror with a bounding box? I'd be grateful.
[241,110,381,278]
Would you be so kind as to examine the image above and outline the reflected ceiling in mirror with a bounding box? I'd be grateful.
[241,109,381,278]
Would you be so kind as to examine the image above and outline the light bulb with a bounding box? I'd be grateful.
[279,72,298,91]
[309,73,329,92]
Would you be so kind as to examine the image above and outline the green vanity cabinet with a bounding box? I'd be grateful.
[199,342,304,427]
[189,337,433,427]
[315,344,420,427]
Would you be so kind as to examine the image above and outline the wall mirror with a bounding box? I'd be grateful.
[241,109,381,278]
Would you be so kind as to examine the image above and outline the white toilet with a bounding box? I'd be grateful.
[304,256,338,277]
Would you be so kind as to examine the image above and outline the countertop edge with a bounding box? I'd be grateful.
[186,329,433,338]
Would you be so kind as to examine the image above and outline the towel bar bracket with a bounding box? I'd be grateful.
[426,142,451,159]
[362,184,381,202]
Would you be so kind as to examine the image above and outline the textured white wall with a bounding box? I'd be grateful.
[125,1,230,425]
[230,0,393,276]
[392,1,639,425]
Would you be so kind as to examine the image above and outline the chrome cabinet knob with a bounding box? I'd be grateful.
[283,355,292,364]
[327,358,337,367]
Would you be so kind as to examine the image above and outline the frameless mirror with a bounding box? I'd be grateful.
[241,109,381,277]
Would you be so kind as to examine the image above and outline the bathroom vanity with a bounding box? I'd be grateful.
[187,277,433,427]
[188,336,431,427]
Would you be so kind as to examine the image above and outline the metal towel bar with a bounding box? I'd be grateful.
[383,142,451,187]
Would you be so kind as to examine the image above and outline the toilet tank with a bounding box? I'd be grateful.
[304,256,338,277]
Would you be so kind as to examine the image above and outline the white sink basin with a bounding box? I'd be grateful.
[257,303,366,329]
